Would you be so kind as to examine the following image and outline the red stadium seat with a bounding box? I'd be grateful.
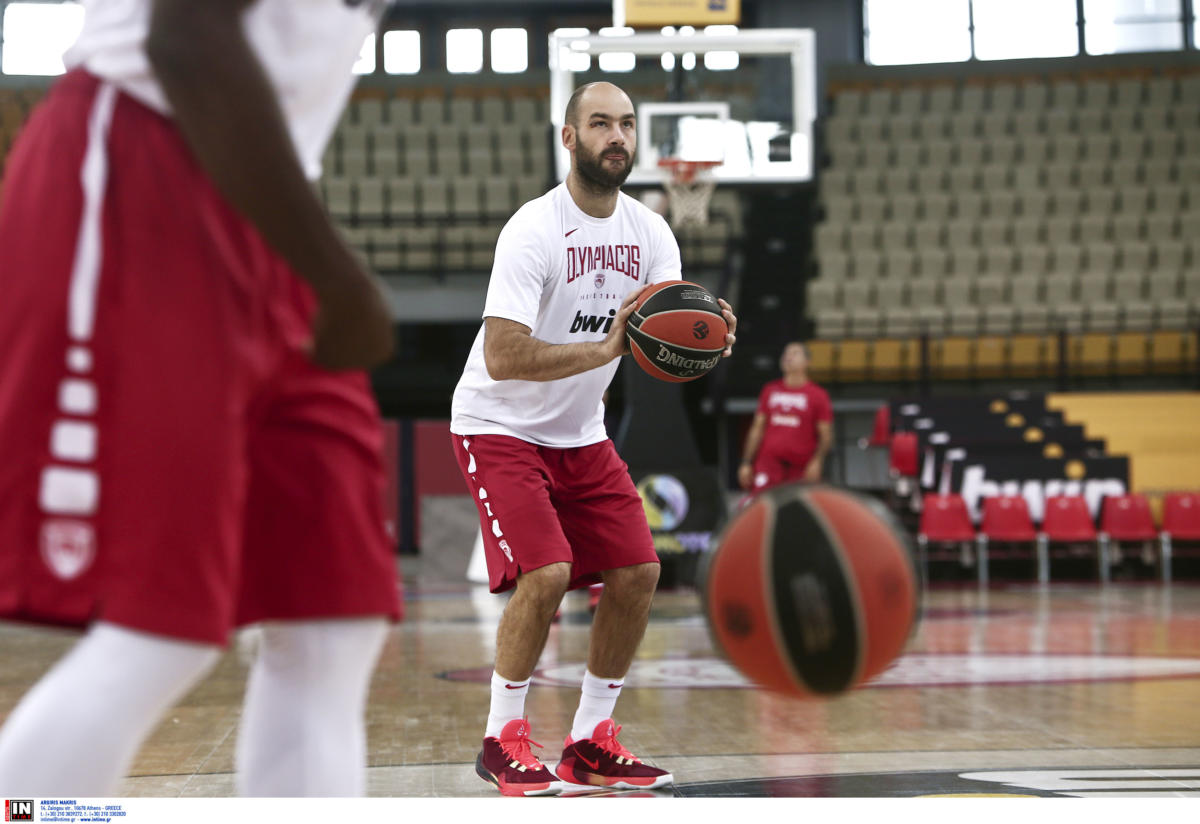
[916,493,976,585]
[919,493,975,542]
[1036,495,1102,584]
[1162,491,1200,540]
[977,496,1037,586]
[1099,493,1157,541]
[1160,491,1200,583]
[1099,493,1157,584]
[889,431,918,477]
[868,404,891,447]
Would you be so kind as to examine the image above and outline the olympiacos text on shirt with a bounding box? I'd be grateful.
[566,244,641,283]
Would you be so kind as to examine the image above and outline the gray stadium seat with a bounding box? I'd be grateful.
[948,305,980,336]
[889,250,918,278]
[915,250,950,278]
[1043,273,1076,304]
[323,177,352,221]
[1086,243,1118,275]
[387,98,415,125]
[1052,246,1085,275]
[1154,241,1187,272]
[387,180,418,220]
[916,306,947,335]
[451,179,482,218]
[418,178,450,218]
[416,98,445,125]
[819,252,851,279]
[353,179,385,222]
[1009,274,1041,307]
[1120,242,1152,274]
[855,251,888,280]
[1020,246,1053,276]
[355,99,383,127]
[982,305,1016,335]
[808,279,840,312]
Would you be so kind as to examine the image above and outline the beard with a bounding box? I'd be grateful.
[575,142,635,191]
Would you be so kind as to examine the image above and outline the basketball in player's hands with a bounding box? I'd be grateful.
[703,483,921,698]
[625,281,728,382]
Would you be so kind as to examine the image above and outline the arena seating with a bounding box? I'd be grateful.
[882,391,1200,581]
[320,88,741,276]
[0,84,742,277]
[809,65,1200,383]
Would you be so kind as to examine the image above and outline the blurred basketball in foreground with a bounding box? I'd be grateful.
[626,280,728,383]
[703,484,920,697]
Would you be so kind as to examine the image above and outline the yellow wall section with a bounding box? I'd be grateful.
[1047,393,1200,517]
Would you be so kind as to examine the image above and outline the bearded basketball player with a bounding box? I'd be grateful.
[450,81,738,796]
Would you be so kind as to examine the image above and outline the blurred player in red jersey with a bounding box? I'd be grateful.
[0,0,400,797]
[450,82,736,796]
[738,342,833,492]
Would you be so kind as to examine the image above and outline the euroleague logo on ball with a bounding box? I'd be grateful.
[692,320,709,340]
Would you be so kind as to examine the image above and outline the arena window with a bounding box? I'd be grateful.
[383,30,421,75]
[972,0,1079,60]
[864,0,1196,64]
[1,1,83,76]
[446,28,483,74]
[1084,0,1185,54]
[864,0,972,65]
[490,28,528,74]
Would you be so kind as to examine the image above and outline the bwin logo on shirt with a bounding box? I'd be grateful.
[569,308,617,334]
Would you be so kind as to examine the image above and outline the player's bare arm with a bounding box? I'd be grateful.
[484,287,645,382]
[805,420,833,481]
[738,412,766,489]
[146,0,392,370]
[718,298,738,357]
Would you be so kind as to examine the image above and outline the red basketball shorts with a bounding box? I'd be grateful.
[752,452,815,492]
[450,433,659,593]
[0,71,401,644]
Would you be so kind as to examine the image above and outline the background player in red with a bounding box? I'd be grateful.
[0,0,400,797]
[738,342,833,492]
[450,82,736,796]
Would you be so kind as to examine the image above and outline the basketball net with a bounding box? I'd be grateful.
[659,159,720,231]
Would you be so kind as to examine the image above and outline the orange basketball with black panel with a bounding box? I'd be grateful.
[703,483,921,697]
[626,280,727,383]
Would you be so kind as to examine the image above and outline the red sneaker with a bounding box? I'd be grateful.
[554,719,673,790]
[476,719,563,796]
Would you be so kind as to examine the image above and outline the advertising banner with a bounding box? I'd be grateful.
[617,0,741,27]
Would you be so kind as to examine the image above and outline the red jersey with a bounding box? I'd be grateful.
[755,379,832,466]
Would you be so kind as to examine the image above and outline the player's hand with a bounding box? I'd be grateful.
[804,459,823,482]
[311,270,395,370]
[603,285,647,361]
[718,298,737,357]
[737,462,754,490]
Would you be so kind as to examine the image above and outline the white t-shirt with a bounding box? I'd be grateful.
[451,183,682,448]
[65,0,384,180]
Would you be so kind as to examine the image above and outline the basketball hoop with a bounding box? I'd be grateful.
[658,158,721,231]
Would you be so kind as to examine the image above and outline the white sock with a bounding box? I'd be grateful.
[0,622,220,797]
[485,671,529,738]
[570,670,622,741]
[235,618,388,797]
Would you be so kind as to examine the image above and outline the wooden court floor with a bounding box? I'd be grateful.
[1,560,1198,798]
